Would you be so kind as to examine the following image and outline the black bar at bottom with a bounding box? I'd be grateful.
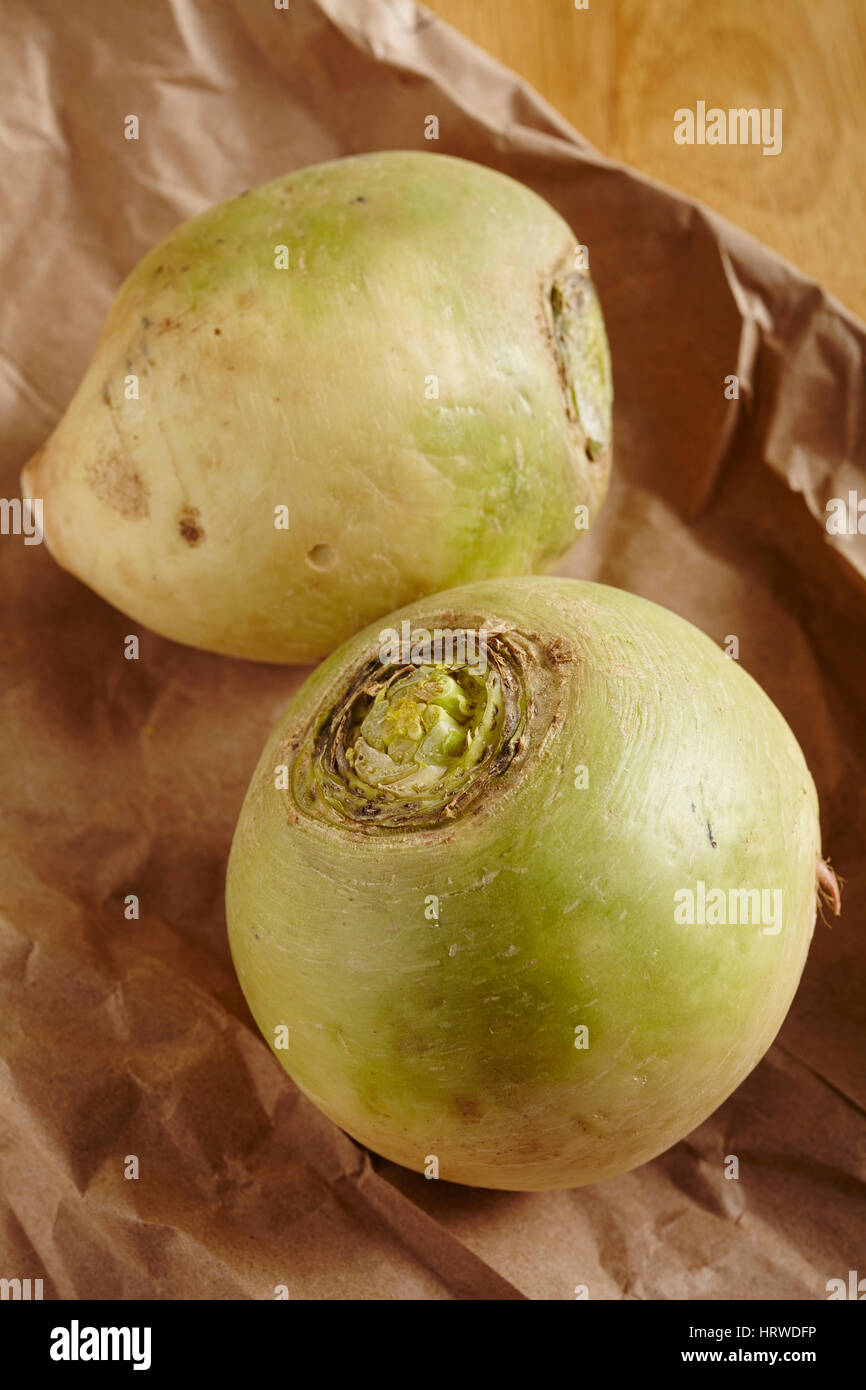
[2,1297,860,1375]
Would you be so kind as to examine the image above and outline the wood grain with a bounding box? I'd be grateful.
[429,0,866,320]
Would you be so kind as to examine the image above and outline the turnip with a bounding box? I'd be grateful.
[226,577,836,1190]
[21,153,611,663]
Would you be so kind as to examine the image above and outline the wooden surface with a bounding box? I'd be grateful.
[429,0,866,321]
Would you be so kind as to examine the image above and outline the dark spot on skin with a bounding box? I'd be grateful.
[690,801,696,813]
[101,382,111,405]
[213,327,221,335]
[239,189,250,197]
[86,454,149,519]
[707,822,717,849]
[180,265,189,271]
[154,265,164,274]
[454,1096,482,1121]
[178,374,188,385]
[179,506,205,546]
[349,196,367,204]
[141,316,151,329]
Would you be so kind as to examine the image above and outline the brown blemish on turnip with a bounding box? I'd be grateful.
[86,454,149,519]
[540,270,579,429]
[179,506,205,545]
[544,636,574,667]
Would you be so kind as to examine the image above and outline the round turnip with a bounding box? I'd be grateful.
[226,577,835,1190]
[22,153,612,662]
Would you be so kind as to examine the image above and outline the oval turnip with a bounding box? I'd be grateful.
[22,153,611,662]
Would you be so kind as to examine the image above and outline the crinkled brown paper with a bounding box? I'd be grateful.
[1,0,864,1300]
